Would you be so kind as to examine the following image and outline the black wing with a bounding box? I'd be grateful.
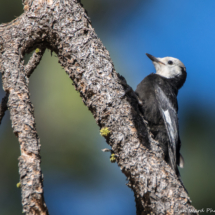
[155,85,179,172]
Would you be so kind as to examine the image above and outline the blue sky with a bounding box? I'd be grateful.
[97,0,215,113]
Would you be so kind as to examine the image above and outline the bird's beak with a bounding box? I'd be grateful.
[146,53,165,65]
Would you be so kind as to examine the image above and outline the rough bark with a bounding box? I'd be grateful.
[0,0,198,214]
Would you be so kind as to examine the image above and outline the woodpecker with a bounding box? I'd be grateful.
[135,53,187,178]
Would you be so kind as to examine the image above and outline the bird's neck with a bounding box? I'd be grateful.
[168,75,186,90]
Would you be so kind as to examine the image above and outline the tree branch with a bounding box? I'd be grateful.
[0,10,48,214]
[0,46,45,126]
[0,0,197,214]
[25,47,46,77]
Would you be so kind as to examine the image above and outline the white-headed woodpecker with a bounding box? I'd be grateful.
[135,53,187,179]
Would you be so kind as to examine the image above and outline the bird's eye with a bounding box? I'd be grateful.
[168,60,173,65]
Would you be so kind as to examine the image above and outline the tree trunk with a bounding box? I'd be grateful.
[0,0,197,214]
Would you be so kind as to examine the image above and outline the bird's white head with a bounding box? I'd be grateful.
[146,53,186,79]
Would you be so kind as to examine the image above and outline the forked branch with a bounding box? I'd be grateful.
[0,0,197,214]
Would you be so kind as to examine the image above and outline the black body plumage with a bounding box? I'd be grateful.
[135,54,187,178]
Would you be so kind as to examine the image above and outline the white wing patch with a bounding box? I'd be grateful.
[155,85,178,171]
[162,109,175,145]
